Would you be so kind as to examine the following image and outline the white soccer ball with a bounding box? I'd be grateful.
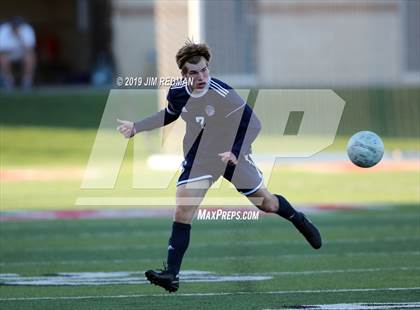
[347,131,384,168]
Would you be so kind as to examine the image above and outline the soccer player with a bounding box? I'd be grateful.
[117,42,322,293]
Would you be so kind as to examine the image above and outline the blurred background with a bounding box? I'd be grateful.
[1,0,419,87]
[0,0,419,212]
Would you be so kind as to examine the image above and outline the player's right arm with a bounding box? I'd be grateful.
[117,84,185,138]
[117,104,180,139]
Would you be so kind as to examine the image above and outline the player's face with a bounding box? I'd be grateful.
[184,58,210,91]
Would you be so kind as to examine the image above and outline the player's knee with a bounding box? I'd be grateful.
[174,203,198,224]
[175,204,190,215]
[260,197,278,213]
[174,207,191,224]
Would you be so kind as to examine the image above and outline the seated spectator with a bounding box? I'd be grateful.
[0,17,36,90]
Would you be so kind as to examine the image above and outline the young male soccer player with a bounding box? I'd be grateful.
[117,42,322,293]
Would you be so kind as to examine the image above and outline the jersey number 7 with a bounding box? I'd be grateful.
[195,116,205,128]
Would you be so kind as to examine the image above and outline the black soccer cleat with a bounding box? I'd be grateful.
[292,212,322,249]
[145,268,179,293]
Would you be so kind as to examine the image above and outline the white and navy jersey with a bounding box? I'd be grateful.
[167,77,260,165]
[134,77,261,165]
[166,77,241,116]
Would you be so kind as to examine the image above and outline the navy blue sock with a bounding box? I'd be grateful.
[275,195,300,223]
[167,222,191,276]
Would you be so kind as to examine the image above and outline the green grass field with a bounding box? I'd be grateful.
[1,90,419,309]
[1,126,419,210]
[0,206,419,309]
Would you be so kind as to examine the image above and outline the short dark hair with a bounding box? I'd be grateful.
[176,40,211,74]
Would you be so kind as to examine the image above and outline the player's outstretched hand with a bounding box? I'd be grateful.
[117,119,136,138]
[218,151,238,166]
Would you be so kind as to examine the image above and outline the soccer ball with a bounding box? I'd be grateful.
[347,131,384,168]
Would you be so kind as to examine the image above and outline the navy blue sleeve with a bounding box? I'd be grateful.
[166,87,185,115]
[223,90,261,158]
[133,87,184,132]
[230,105,261,158]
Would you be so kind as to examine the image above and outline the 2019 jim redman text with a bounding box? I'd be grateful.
[116,76,194,87]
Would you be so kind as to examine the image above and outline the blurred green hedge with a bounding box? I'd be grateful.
[0,88,419,137]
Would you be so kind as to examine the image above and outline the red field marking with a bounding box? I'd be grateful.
[1,159,418,183]
[0,168,85,182]
[288,159,419,173]
[0,204,387,222]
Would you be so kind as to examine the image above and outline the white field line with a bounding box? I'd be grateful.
[3,236,419,253]
[250,266,420,276]
[75,197,260,206]
[0,251,419,267]
[1,287,420,302]
[2,267,419,283]
[263,302,420,310]
[0,271,272,286]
